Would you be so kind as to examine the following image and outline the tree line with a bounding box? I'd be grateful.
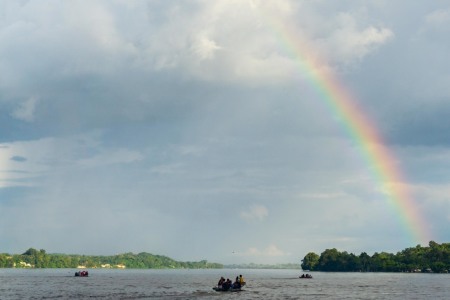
[301,241,450,273]
[0,248,223,269]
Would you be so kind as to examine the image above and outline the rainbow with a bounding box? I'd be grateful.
[263,13,431,245]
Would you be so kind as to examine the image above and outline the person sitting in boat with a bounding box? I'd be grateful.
[232,276,241,289]
[222,278,232,290]
[300,274,305,278]
[217,276,225,287]
[239,274,246,286]
[75,270,88,277]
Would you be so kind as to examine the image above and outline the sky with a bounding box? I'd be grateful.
[1,0,450,265]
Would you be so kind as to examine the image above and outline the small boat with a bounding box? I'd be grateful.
[75,270,89,277]
[214,276,246,292]
[212,286,243,292]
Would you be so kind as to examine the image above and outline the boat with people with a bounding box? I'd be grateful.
[299,273,313,279]
[212,286,243,292]
[75,270,89,277]
[213,275,245,292]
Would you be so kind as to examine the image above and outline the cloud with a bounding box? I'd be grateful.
[11,96,39,122]
[10,156,27,162]
[0,139,51,188]
[1,0,449,263]
[77,148,144,168]
[0,131,144,188]
[0,0,398,134]
[424,9,450,30]
[314,13,394,69]
[239,244,290,258]
[240,204,269,221]
[190,33,221,60]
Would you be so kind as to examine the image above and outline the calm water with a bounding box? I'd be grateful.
[0,268,448,299]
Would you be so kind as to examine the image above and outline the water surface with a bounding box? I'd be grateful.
[0,268,448,299]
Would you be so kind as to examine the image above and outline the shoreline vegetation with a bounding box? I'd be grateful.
[301,241,450,273]
[2,241,449,272]
[0,248,301,269]
[0,249,223,269]
[0,249,298,270]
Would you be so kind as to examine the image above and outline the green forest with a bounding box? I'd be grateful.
[301,241,450,273]
[4,241,450,272]
[0,248,223,269]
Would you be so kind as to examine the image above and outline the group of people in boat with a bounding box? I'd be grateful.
[217,274,245,290]
[75,270,89,277]
[300,273,313,278]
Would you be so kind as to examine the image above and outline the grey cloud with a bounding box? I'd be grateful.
[10,156,27,162]
[385,102,450,147]
[0,0,449,262]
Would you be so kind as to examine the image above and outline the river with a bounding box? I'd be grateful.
[0,268,448,299]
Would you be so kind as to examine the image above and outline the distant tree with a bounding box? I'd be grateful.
[301,252,319,271]
[318,248,342,271]
[359,252,371,272]
[346,253,361,271]
[371,252,398,272]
